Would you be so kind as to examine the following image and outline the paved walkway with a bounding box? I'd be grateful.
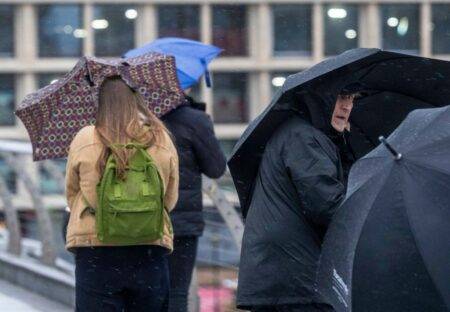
[0,279,71,312]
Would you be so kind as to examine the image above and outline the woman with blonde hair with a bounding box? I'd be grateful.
[65,76,179,311]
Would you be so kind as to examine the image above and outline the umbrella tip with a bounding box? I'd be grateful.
[378,136,402,160]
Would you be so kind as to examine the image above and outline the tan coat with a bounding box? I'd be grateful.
[65,125,179,252]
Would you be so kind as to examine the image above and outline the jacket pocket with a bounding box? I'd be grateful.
[78,206,95,219]
[102,199,163,241]
[77,194,95,219]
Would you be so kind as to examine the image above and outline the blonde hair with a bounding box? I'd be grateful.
[95,76,169,179]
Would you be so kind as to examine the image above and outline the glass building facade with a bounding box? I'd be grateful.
[272,5,312,56]
[324,4,359,56]
[158,5,200,40]
[1,0,450,159]
[38,5,84,57]
[212,5,248,57]
[93,5,137,56]
[0,5,14,57]
[381,4,420,54]
[0,74,15,127]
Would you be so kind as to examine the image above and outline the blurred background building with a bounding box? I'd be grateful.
[1,1,450,310]
[3,1,450,158]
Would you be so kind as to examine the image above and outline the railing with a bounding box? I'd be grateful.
[0,140,244,310]
[0,138,243,269]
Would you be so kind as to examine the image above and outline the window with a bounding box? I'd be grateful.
[93,5,137,57]
[0,6,14,57]
[213,73,248,123]
[380,4,420,54]
[38,5,83,57]
[0,156,16,193]
[40,160,66,194]
[157,5,200,40]
[324,4,359,56]
[272,5,311,57]
[270,71,298,96]
[432,4,450,54]
[0,75,15,126]
[213,5,248,56]
[37,73,65,89]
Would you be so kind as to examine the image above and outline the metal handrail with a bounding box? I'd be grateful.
[0,140,244,266]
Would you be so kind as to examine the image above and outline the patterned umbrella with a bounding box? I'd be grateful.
[15,53,184,161]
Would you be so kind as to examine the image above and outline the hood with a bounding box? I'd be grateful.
[162,95,207,119]
[294,88,337,137]
[294,80,368,138]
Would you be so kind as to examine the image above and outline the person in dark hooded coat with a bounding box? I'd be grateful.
[236,89,359,312]
[162,95,227,312]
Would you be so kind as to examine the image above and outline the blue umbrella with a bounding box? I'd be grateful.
[124,37,222,90]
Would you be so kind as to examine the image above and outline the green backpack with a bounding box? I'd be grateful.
[95,143,165,244]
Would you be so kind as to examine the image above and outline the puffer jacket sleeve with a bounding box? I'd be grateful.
[191,113,227,178]
[283,130,345,228]
[164,140,179,212]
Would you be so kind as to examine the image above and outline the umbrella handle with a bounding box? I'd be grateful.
[85,74,95,87]
[378,136,402,160]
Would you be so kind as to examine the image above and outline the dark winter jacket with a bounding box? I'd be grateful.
[328,128,357,183]
[162,97,227,237]
[237,114,346,309]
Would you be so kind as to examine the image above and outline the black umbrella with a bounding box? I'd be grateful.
[316,105,450,312]
[228,48,450,217]
[348,91,432,158]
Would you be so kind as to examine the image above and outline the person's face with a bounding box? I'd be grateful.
[331,94,355,132]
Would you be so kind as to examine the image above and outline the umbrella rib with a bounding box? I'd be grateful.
[323,166,395,307]
[344,157,391,198]
[396,109,450,149]
[349,167,399,293]
[399,162,450,306]
[406,136,450,156]
[404,157,450,176]
[359,155,389,162]
[345,160,394,202]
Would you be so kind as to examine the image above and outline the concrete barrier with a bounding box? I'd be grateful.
[0,251,74,307]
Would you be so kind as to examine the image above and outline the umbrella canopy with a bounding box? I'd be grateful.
[316,105,450,312]
[16,53,184,161]
[228,48,450,217]
[124,37,222,89]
